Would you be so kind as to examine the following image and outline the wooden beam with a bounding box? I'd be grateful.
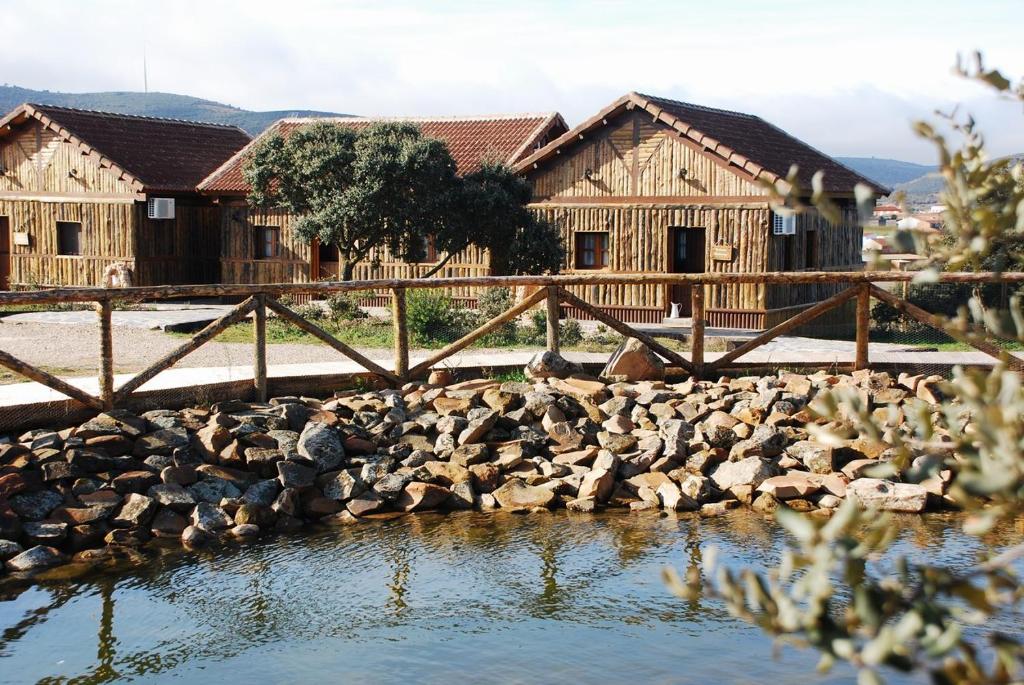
[114,297,258,404]
[407,287,549,379]
[253,294,267,402]
[96,300,114,410]
[691,285,705,379]
[709,287,860,370]
[264,297,400,384]
[855,283,871,371]
[392,288,409,381]
[546,286,560,354]
[869,285,1024,372]
[556,287,694,372]
[0,349,103,410]
[0,272,1023,307]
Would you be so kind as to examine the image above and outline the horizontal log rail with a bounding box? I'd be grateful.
[1,271,1024,306]
[0,271,1020,412]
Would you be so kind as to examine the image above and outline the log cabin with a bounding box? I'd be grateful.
[514,92,889,328]
[0,104,251,288]
[198,113,567,301]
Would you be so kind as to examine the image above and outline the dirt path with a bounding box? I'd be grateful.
[0,320,543,380]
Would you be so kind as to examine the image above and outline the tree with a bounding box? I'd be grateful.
[666,54,1024,685]
[243,122,562,280]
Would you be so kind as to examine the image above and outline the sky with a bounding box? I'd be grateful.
[1,0,1022,164]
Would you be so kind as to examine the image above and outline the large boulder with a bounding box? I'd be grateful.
[5,545,66,572]
[296,422,345,473]
[710,457,780,493]
[847,478,927,513]
[492,479,556,511]
[524,351,583,380]
[601,338,665,381]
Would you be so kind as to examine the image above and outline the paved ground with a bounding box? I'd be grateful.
[2,304,236,332]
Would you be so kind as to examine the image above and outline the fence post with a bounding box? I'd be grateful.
[690,284,705,380]
[545,286,560,354]
[392,287,409,382]
[96,300,114,410]
[855,283,871,370]
[253,294,267,402]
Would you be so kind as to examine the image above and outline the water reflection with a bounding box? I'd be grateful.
[0,511,1020,685]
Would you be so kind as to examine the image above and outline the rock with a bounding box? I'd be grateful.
[0,472,28,499]
[373,472,412,502]
[242,479,280,507]
[842,459,883,480]
[161,464,198,486]
[601,338,665,382]
[133,428,190,456]
[710,457,780,493]
[492,479,557,511]
[188,477,241,504]
[524,351,582,380]
[565,496,598,513]
[5,545,66,572]
[469,463,500,493]
[657,482,697,511]
[112,470,160,494]
[787,441,836,474]
[660,419,694,459]
[457,411,498,444]
[147,484,196,512]
[195,423,232,459]
[191,502,233,532]
[577,468,615,502]
[181,525,211,547]
[233,503,276,528]
[601,414,635,434]
[319,470,365,501]
[9,490,64,521]
[451,443,490,467]
[548,377,608,402]
[151,508,189,537]
[347,491,385,517]
[112,494,158,528]
[23,521,67,545]
[730,424,787,459]
[756,474,821,499]
[297,422,345,473]
[847,479,928,513]
[396,482,451,512]
[231,524,261,538]
[597,432,637,454]
[277,461,316,489]
[752,492,780,514]
[0,539,23,561]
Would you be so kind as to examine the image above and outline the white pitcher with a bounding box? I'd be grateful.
[669,302,682,318]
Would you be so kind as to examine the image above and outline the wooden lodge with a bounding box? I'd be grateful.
[198,113,568,302]
[515,93,889,328]
[0,104,251,288]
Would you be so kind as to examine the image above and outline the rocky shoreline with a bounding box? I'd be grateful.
[0,349,953,577]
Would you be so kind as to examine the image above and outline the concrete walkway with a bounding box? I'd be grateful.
[0,345,1018,409]
[2,304,235,332]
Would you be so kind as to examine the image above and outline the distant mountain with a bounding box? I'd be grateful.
[0,85,351,135]
[835,157,938,188]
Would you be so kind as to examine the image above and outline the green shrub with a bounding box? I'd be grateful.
[475,287,518,344]
[560,318,583,345]
[325,292,367,320]
[407,289,471,345]
[294,302,325,321]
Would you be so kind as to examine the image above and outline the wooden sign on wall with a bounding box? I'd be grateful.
[711,244,734,262]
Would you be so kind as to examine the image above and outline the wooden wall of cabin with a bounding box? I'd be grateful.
[529,110,764,201]
[530,203,771,325]
[219,205,312,284]
[0,120,138,197]
[764,204,864,311]
[0,199,135,287]
[134,201,221,285]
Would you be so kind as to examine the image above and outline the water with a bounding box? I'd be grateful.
[0,510,1019,684]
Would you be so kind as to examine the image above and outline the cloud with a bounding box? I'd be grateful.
[1,0,1022,162]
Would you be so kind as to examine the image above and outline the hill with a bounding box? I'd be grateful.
[0,85,350,134]
[834,156,937,188]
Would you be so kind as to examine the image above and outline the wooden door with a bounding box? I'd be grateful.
[668,227,705,316]
[0,217,9,290]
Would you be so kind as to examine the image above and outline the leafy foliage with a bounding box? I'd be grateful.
[669,53,1024,685]
[243,124,563,279]
[406,289,473,346]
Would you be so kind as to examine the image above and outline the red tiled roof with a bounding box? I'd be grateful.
[199,113,566,194]
[0,103,252,193]
[515,92,889,195]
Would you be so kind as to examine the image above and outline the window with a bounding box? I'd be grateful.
[253,226,280,260]
[779,235,794,271]
[575,232,609,269]
[57,221,82,256]
[804,229,818,269]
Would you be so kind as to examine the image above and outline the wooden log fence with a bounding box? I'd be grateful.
[0,271,1019,412]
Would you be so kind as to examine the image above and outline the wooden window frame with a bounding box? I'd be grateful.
[253,225,281,261]
[56,221,83,257]
[574,231,609,270]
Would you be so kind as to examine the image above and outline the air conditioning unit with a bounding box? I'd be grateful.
[772,213,796,236]
[147,197,176,220]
